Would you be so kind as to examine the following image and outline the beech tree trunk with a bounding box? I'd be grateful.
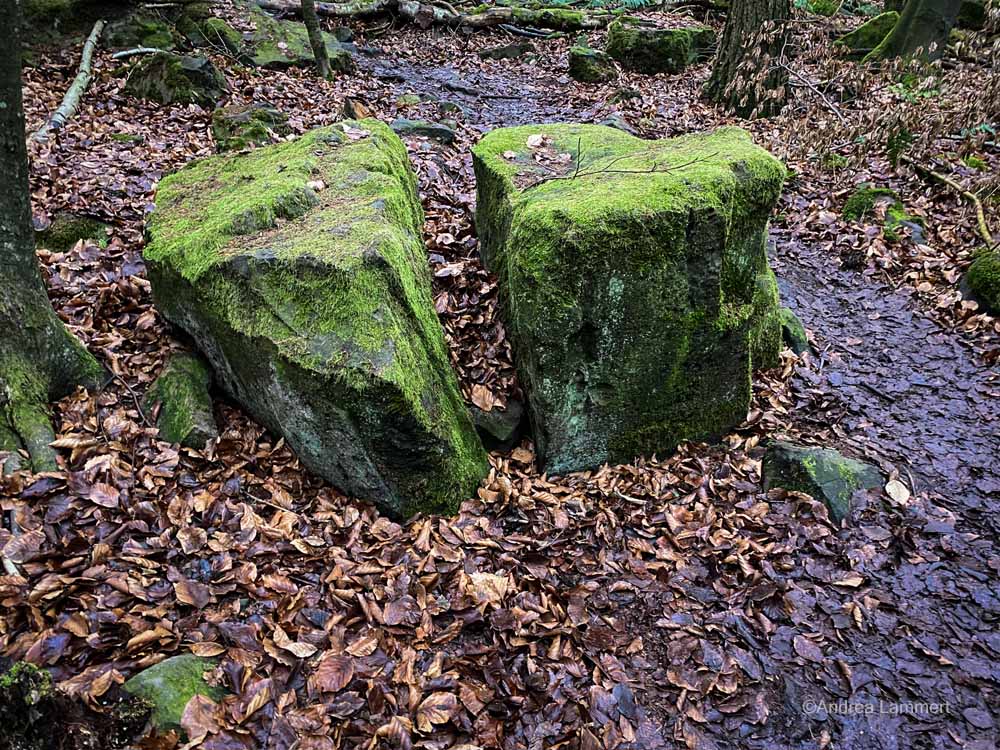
[301,0,331,78]
[867,0,961,60]
[0,0,103,471]
[703,0,791,118]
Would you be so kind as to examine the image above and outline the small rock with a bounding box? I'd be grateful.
[396,92,423,106]
[34,211,109,251]
[144,353,218,449]
[779,307,810,355]
[247,9,355,73]
[763,441,882,523]
[834,12,898,58]
[569,45,616,83]
[596,113,634,134]
[965,248,1000,314]
[390,118,456,144]
[123,53,229,108]
[123,655,225,733]
[479,41,534,60]
[211,102,290,152]
[342,96,372,119]
[472,399,526,450]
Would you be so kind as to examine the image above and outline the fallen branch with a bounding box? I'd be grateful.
[33,19,106,143]
[111,46,166,60]
[901,154,995,247]
[256,0,614,30]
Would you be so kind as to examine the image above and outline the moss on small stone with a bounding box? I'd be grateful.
[606,17,715,75]
[778,307,810,354]
[803,0,842,16]
[248,9,355,73]
[123,655,224,733]
[35,212,108,252]
[569,45,616,83]
[124,53,229,107]
[473,124,785,473]
[966,249,1000,313]
[106,14,178,50]
[145,353,217,448]
[211,103,290,152]
[843,184,923,242]
[145,120,487,516]
[835,11,898,57]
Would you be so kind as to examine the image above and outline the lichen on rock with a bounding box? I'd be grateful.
[473,123,785,474]
[763,441,882,523]
[605,17,715,75]
[145,120,487,517]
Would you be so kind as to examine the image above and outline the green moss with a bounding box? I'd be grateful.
[124,53,229,107]
[1,354,59,472]
[842,185,898,220]
[569,45,616,83]
[146,121,487,516]
[211,103,290,152]
[36,212,108,252]
[843,184,923,241]
[801,0,842,15]
[835,11,898,57]
[198,17,243,52]
[145,354,217,448]
[123,655,224,733]
[778,306,810,354]
[966,249,1000,313]
[473,124,785,472]
[606,18,715,74]
[963,154,987,170]
[248,9,355,73]
[105,15,178,50]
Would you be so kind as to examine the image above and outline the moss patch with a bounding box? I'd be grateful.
[605,17,715,74]
[569,45,616,83]
[144,353,217,448]
[35,212,109,251]
[835,11,898,57]
[247,8,355,73]
[966,249,1000,313]
[842,184,923,242]
[124,53,229,107]
[211,102,290,152]
[145,120,487,517]
[123,655,224,733]
[473,124,785,473]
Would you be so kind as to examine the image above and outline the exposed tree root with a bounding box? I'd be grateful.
[901,154,995,247]
[33,19,106,143]
[256,0,614,30]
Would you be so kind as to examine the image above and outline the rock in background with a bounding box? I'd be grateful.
[144,120,487,517]
[473,124,785,474]
[144,352,218,449]
[605,17,715,75]
[123,52,229,107]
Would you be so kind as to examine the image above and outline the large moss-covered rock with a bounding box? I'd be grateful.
[124,52,229,107]
[473,124,785,474]
[835,12,899,58]
[211,102,290,152]
[145,120,487,517]
[247,9,355,73]
[123,655,224,733]
[605,18,715,75]
[569,45,616,83]
[144,353,218,448]
[966,248,1000,314]
[183,16,244,53]
[763,441,882,523]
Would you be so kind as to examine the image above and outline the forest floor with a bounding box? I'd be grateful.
[2,5,999,750]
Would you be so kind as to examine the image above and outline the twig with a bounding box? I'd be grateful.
[775,60,849,127]
[900,154,995,247]
[525,147,715,191]
[2,511,23,577]
[111,46,166,60]
[33,19,106,143]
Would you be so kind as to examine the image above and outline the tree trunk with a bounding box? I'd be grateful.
[703,0,791,118]
[301,0,331,78]
[866,0,961,60]
[0,0,103,471]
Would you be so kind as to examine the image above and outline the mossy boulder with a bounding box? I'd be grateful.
[966,249,1000,314]
[801,0,842,15]
[184,16,244,53]
[479,41,534,60]
[211,102,290,152]
[779,307,810,355]
[605,18,715,75]
[124,52,229,107]
[473,124,785,474]
[390,118,456,144]
[144,353,218,448]
[105,13,178,50]
[569,45,616,83]
[835,11,899,58]
[763,441,881,522]
[123,655,224,733]
[842,184,924,243]
[35,211,109,251]
[247,9,355,73]
[145,120,488,517]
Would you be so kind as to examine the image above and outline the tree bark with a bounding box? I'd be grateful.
[866,0,961,60]
[0,0,103,471]
[301,0,331,78]
[703,0,791,118]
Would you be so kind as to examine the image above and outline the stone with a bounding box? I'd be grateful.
[479,42,535,60]
[247,9,355,73]
[569,45,616,83]
[803,0,841,15]
[763,441,882,523]
[144,353,218,449]
[35,212,109,251]
[211,102,290,152]
[965,248,1000,314]
[185,16,244,53]
[123,655,225,733]
[835,12,898,58]
[605,17,715,75]
[842,184,924,243]
[105,13,178,50]
[779,307,810,355]
[123,53,229,108]
[473,124,785,474]
[596,113,635,134]
[472,398,526,451]
[144,121,487,517]
[390,118,456,144]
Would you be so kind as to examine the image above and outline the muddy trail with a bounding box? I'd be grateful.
[372,52,1000,748]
